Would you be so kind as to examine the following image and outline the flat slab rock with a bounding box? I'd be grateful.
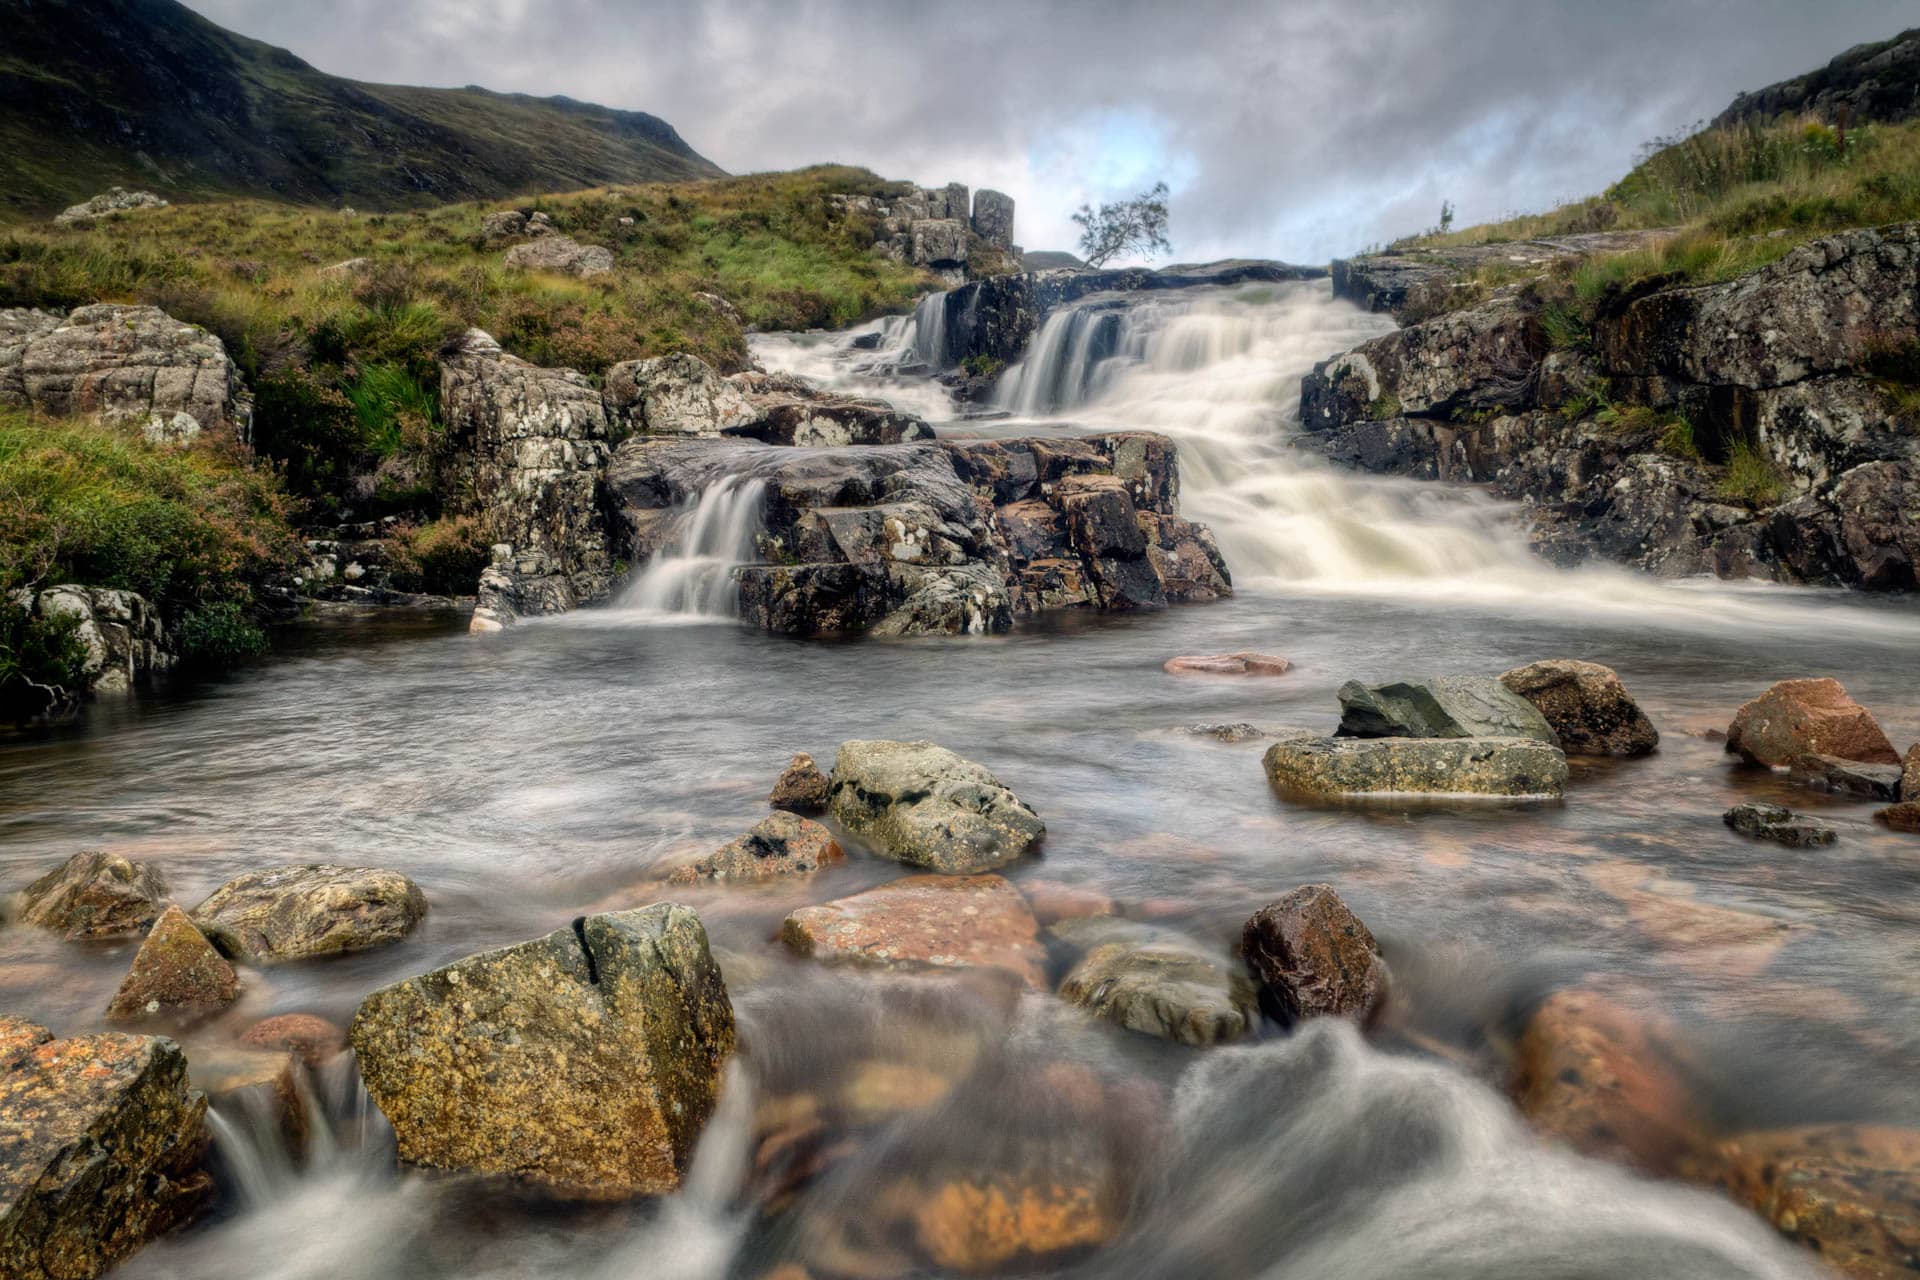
[829,739,1044,874]
[1162,652,1291,676]
[1790,754,1904,801]
[191,864,427,964]
[1725,803,1838,848]
[350,904,735,1197]
[781,874,1046,986]
[0,1017,211,1280]
[1265,735,1568,799]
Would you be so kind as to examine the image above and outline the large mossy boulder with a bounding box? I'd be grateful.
[0,1017,211,1279]
[1336,675,1558,743]
[828,740,1045,873]
[1499,660,1658,757]
[190,864,426,964]
[350,904,734,1198]
[1264,735,1568,799]
[10,851,167,940]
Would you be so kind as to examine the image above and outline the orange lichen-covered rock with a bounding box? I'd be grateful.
[105,905,238,1023]
[913,1177,1112,1273]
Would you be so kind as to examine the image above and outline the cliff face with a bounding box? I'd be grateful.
[1713,29,1920,128]
[1300,225,1920,591]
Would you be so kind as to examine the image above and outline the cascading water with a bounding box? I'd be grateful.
[621,475,768,619]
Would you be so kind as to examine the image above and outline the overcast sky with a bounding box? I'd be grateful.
[186,0,1918,263]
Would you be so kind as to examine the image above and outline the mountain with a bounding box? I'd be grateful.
[1713,27,1920,127]
[0,0,724,217]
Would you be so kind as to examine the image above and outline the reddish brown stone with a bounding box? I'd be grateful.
[1877,803,1920,835]
[782,875,1045,986]
[1680,1124,1920,1279]
[1162,652,1292,676]
[768,752,832,815]
[1018,879,1118,926]
[1241,884,1389,1023]
[669,813,843,884]
[1511,987,1705,1176]
[105,905,239,1024]
[1726,678,1898,768]
[239,1014,348,1067]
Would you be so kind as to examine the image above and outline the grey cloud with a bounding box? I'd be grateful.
[187,0,1917,261]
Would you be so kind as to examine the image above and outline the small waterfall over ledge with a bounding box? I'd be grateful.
[622,475,768,619]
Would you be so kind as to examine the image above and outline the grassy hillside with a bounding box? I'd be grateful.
[0,0,723,217]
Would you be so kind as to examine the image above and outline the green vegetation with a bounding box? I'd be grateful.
[1717,439,1789,506]
[383,517,494,598]
[1368,393,1402,422]
[961,354,1005,378]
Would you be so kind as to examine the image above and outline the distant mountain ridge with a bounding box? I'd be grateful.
[0,0,724,216]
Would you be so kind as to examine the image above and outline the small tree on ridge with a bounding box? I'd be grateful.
[1072,181,1171,268]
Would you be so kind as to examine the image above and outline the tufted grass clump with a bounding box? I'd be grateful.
[1717,440,1788,506]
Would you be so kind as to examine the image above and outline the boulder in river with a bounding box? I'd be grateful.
[351,903,735,1197]
[1240,884,1390,1024]
[1336,675,1558,743]
[768,751,831,814]
[828,739,1044,873]
[1790,754,1904,801]
[666,812,842,884]
[1264,735,1568,800]
[0,1017,211,1279]
[781,874,1046,986]
[502,234,614,278]
[1724,803,1838,848]
[1726,678,1899,768]
[1876,803,1920,835]
[10,850,166,940]
[104,905,239,1023]
[1498,660,1658,757]
[1162,652,1292,676]
[238,1013,347,1067]
[1054,919,1257,1046]
[1679,1124,1920,1279]
[191,864,427,964]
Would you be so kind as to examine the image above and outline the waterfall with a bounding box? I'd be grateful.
[623,475,768,618]
[903,290,950,370]
[993,304,1127,415]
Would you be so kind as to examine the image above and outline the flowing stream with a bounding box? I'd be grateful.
[5,279,1919,1278]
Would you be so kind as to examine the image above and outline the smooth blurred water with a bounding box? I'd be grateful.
[7,280,1917,1278]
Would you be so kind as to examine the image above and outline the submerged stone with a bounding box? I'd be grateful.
[782,874,1045,986]
[238,1014,347,1067]
[104,905,238,1023]
[828,740,1044,873]
[1162,652,1292,676]
[1790,754,1903,801]
[1337,675,1558,743]
[191,864,426,964]
[1724,803,1838,848]
[11,850,166,940]
[350,903,735,1198]
[1264,735,1568,799]
[1054,920,1257,1046]
[1240,884,1389,1024]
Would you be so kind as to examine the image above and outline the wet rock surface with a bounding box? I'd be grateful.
[104,905,238,1023]
[1241,884,1390,1024]
[350,904,735,1197]
[0,1018,211,1279]
[1791,754,1904,800]
[237,1014,347,1067]
[1725,803,1839,847]
[1875,802,1920,834]
[191,864,427,964]
[768,751,832,813]
[781,874,1046,986]
[667,812,843,883]
[1265,735,1569,799]
[1162,652,1291,676]
[827,739,1044,873]
[10,851,167,940]
[1053,918,1257,1046]
[1727,678,1899,768]
[1336,675,1558,743]
[1499,659,1659,756]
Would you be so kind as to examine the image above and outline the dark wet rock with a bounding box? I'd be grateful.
[1054,919,1257,1046]
[502,234,613,278]
[351,903,734,1197]
[191,864,427,965]
[781,874,1045,986]
[1336,675,1558,743]
[238,1014,347,1067]
[1681,1124,1920,1279]
[53,187,169,226]
[1511,987,1704,1176]
[1265,735,1568,799]
[1876,803,1920,834]
[1329,231,1679,321]
[442,329,616,631]
[667,812,842,884]
[1240,884,1390,1024]
[1724,803,1838,848]
[105,905,238,1023]
[1727,678,1899,768]
[1162,652,1292,676]
[1791,754,1904,801]
[0,1020,211,1279]
[1499,660,1658,757]
[1302,293,1545,429]
[0,303,251,443]
[10,851,166,940]
[828,739,1043,873]
[769,751,832,814]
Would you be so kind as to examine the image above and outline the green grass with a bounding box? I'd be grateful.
[1717,439,1789,506]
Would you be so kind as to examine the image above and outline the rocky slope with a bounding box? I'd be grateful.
[0,0,722,216]
[1714,28,1920,127]
[1301,223,1920,591]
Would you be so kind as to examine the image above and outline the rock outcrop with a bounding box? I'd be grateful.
[1499,660,1659,756]
[1240,885,1390,1024]
[191,864,427,964]
[502,235,614,278]
[1336,675,1559,743]
[1303,224,1920,591]
[1714,28,1920,128]
[1329,231,1678,322]
[781,874,1045,985]
[603,361,931,447]
[10,851,167,940]
[666,812,842,884]
[52,188,169,226]
[836,183,1012,286]
[25,586,174,695]
[827,739,1044,873]
[0,304,251,443]
[0,1017,211,1280]
[105,905,239,1023]
[1053,919,1257,1046]
[1726,677,1899,768]
[1264,735,1569,800]
[350,904,734,1197]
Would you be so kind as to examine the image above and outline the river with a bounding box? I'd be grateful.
[4,279,1917,1278]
